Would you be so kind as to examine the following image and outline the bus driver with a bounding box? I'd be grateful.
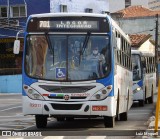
[86,46,100,60]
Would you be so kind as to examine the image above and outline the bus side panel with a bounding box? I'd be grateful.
[115,64,133,114]
[145,72,156,99]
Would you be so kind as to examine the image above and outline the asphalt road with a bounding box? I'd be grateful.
[0,93,156,137]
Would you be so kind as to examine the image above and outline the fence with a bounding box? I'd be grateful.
[0,74,22,93]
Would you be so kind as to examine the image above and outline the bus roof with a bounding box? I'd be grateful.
[29,12,109,18]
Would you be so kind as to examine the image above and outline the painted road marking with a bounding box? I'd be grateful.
[0,106,22,112]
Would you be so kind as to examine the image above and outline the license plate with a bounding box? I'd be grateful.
[92,106,107,111]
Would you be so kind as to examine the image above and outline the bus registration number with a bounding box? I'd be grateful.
[92,106,107,111]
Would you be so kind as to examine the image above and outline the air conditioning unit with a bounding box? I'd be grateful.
[15,20,19,26]
[9,19,19,26]
[102,11,110,15]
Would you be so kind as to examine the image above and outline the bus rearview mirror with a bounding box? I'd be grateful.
[13,40,20,54]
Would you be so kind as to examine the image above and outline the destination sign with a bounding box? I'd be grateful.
[27,17,110,32]
[39,20,99,30]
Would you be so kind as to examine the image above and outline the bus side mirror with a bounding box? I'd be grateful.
[13,40,20,54]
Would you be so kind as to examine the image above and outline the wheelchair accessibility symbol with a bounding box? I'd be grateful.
[56,68,66,79]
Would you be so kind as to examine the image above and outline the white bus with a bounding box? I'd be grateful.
[14,13,133,128]
[132,50,156,106]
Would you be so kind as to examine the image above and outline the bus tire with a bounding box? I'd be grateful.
[35,115,47,128]
[115,92,119,121]
[139,100,144,107]
[119,112,128,121]
[104,116,115,128]
[119,91,129,121]
[57,117,65,121]
[145,87,148,104]
[148,87,153,104]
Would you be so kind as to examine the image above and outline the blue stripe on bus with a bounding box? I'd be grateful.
[22,73,38,96]
[137,80,143,87]
[96,72,114,96]
[50,94,57,97]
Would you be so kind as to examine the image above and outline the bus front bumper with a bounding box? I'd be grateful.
[22,96,116,117]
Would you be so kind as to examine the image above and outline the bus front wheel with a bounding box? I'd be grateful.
[104,116,115,128]
[119,112,128,121]
[35,115,48,128]
[139,100,144,107]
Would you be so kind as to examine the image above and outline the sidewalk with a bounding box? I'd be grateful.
[141,111,160,139]
[142,92,160,139]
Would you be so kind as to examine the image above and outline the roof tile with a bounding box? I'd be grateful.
[129,34,151,47]
[113,5,160,18]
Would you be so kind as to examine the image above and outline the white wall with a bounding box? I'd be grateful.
[138,40,155,54]
[50,0,109,13]
[108,0,125,13]
[114,17,158,43]
[131,0,149,8]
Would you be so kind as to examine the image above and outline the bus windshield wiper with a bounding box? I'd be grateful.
[79,32,90,64]
[45,33,53,54]
[45,33,54,64]
[81,32,90,55]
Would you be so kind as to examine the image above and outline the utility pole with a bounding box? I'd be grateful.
[155,14,159,85]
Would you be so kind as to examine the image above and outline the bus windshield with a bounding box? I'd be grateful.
[132,54,142,81]
[25,34,110,81]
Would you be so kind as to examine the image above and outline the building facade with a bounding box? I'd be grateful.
[148,0,160,10]
[111,5,160,44]
[0,0,50,75]
[0,0,109,93]
[0,0,50,93]
[129,34,155,54]
[50,0,109,14]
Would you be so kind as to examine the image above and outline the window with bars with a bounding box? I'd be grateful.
[11,5,26,17]
[0,7,7,17]
[125,0,131,8]
[85,8,93,13]
[60,5,68,12]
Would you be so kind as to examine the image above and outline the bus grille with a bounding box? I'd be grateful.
[51,103,82,110]
[48,96,87,99]
[39,85,95,93]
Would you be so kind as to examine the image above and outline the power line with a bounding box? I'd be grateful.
[130,28,155,34]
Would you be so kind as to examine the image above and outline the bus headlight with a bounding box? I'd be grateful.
[133,87,141,94]
[90,85,112,101]
[136,87,141,91]
[23,85,44,100]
